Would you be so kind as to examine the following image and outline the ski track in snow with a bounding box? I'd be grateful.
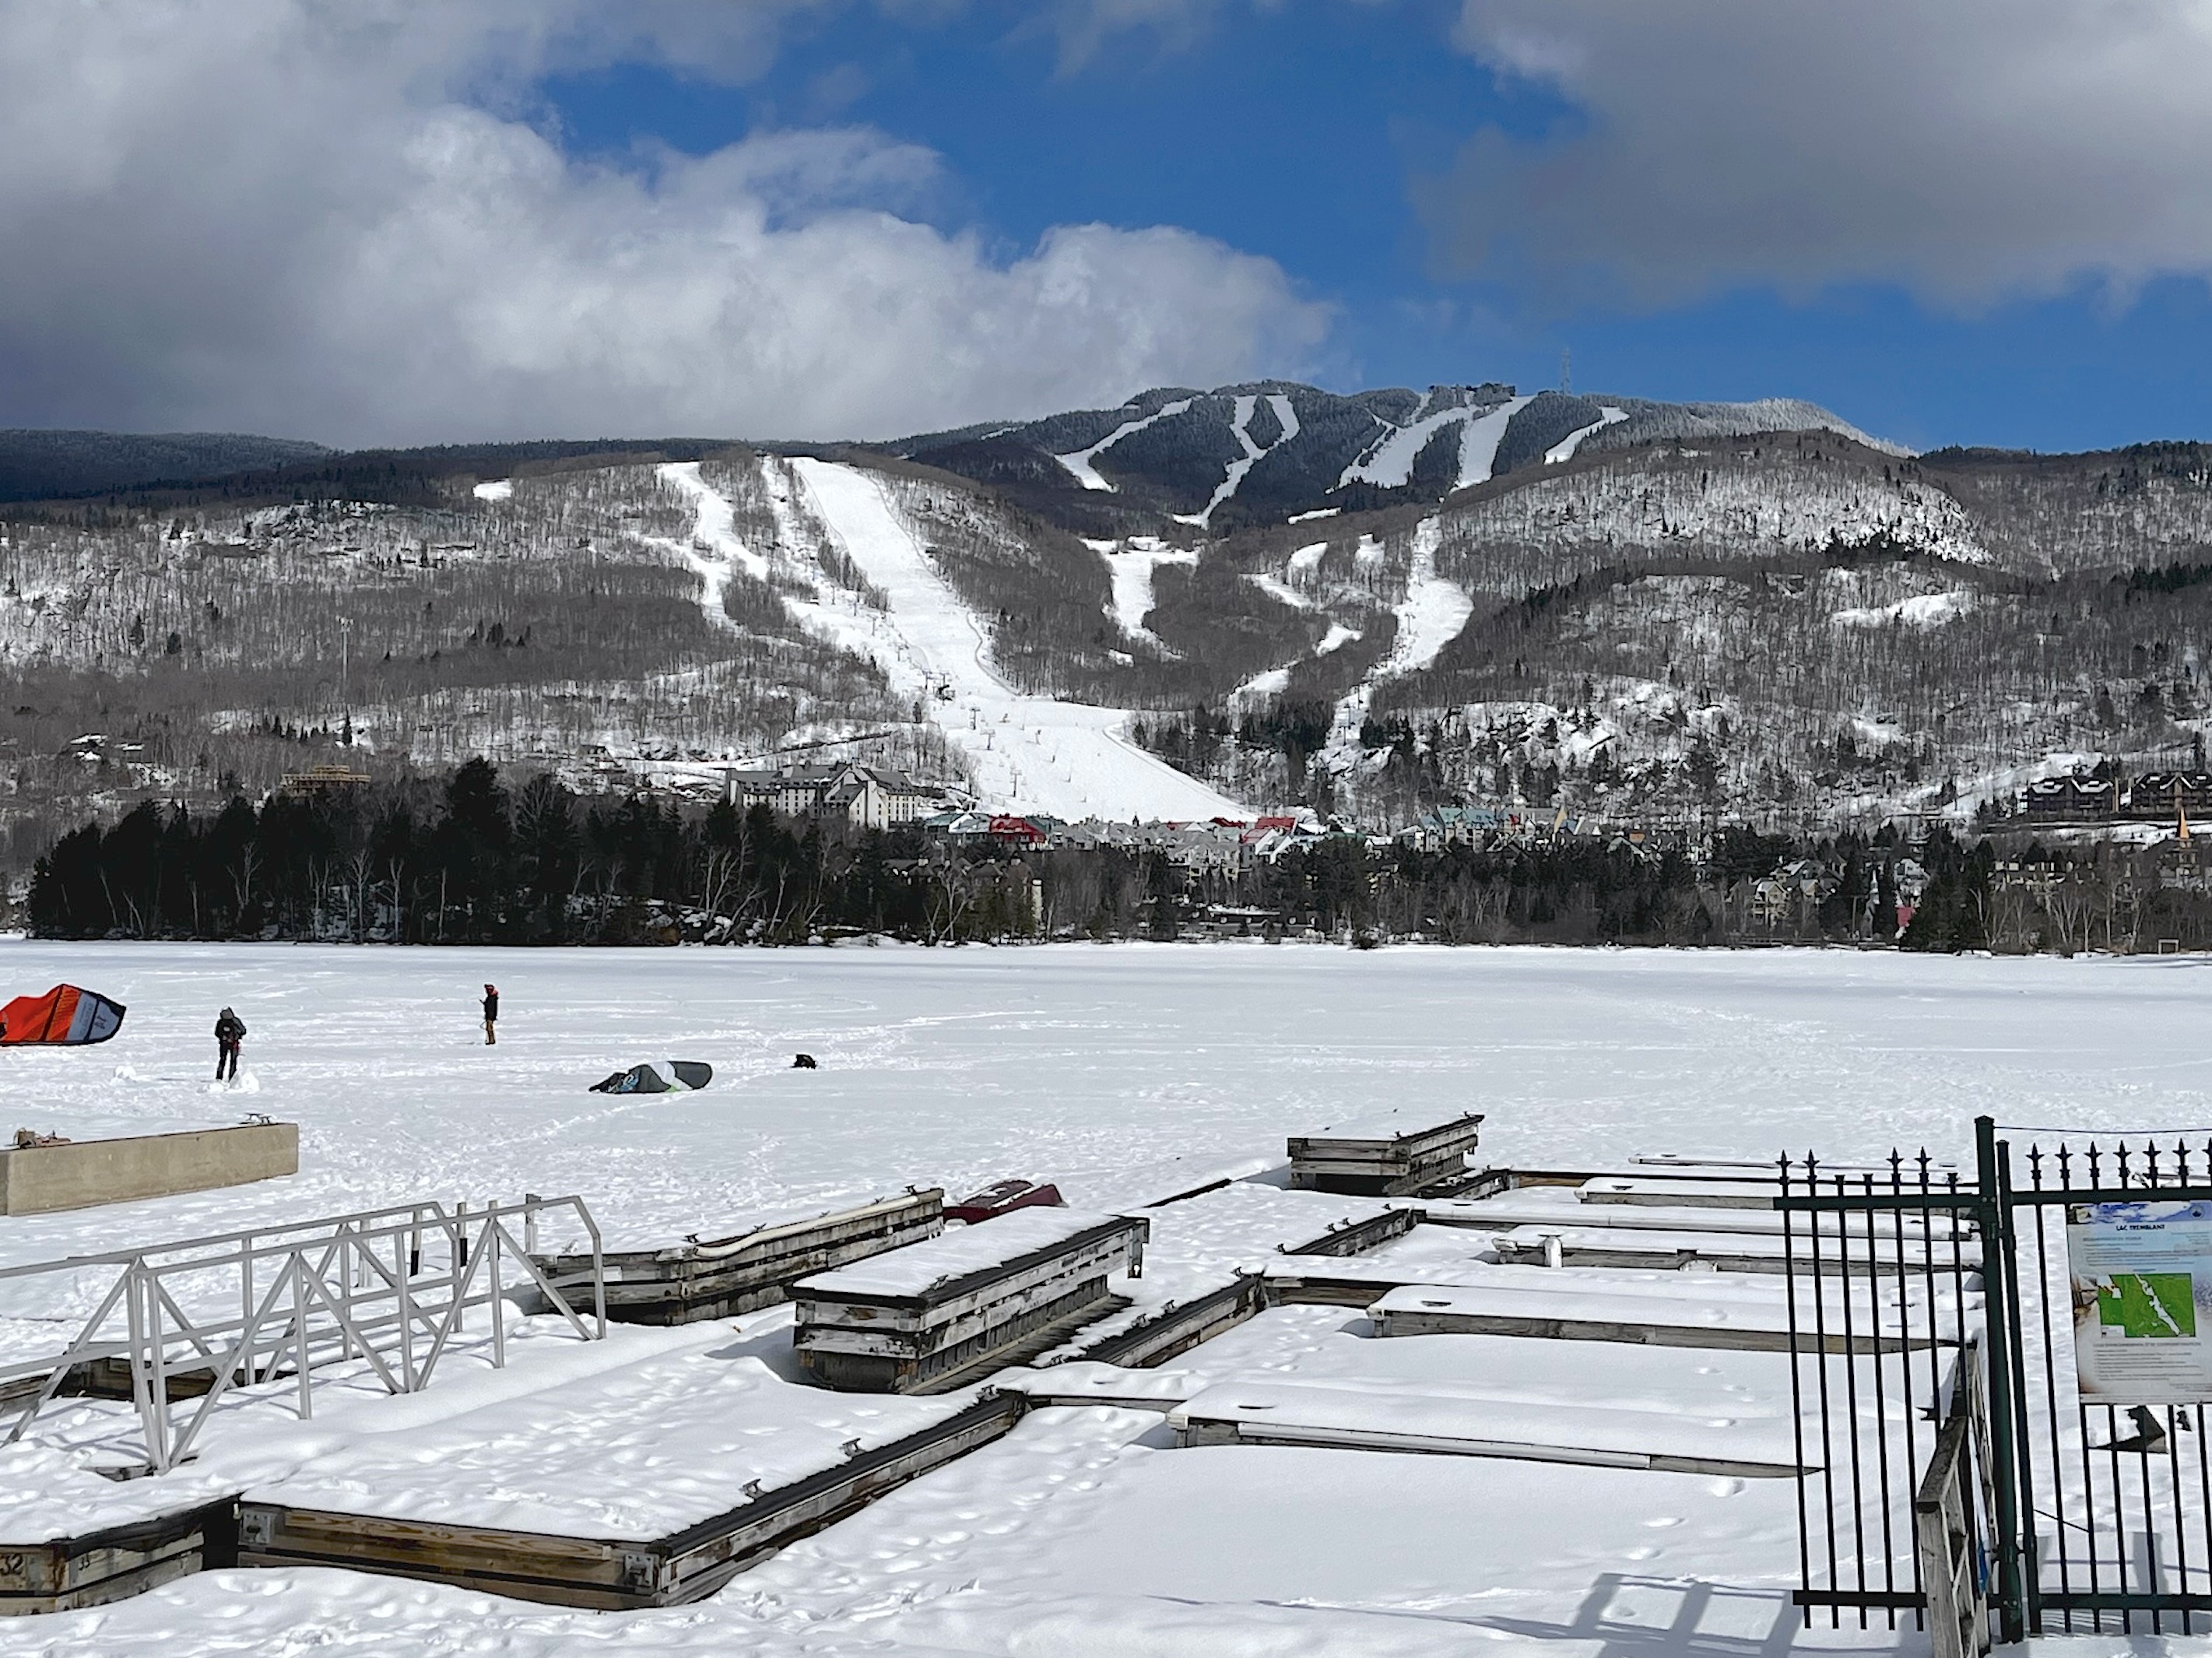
[1052,399,1195,492]
[1545,406,1629,465]
[789,458,1246,821]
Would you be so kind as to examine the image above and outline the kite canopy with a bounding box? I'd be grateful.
[0,985,127,1045]
[588,1060,713,1095]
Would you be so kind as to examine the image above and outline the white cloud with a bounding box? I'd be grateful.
[1431,0,2212,307]
[0,0,1326,444]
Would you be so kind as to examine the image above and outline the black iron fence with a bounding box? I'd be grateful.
[1782,1117,2212,1652]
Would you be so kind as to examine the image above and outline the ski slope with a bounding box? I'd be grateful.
[1341,395,1528,491]
[1325,520,1471,768]
[790,458,1247,820]
[1456,394,1533,486]
[1090,537,1197,648]
[1052,398,1195,491]
[643,461,771,637]
[1545,406,1629,464]
[1182,392,1300,526]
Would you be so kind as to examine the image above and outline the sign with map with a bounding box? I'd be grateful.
[2069,1200,2212,1404]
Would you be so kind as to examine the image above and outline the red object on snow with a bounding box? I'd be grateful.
[946,1179,1066,1224]
[0,985,127,1045]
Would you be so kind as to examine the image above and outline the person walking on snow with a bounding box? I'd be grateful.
[482,984,499,1045]
[214,1006,246,1080]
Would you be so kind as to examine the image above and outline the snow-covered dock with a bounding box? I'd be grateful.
[1287,1112,1484,1196]
[1367,1279,1946,1353]
[1168,1380,1810,1476]
[1488,1221,1971,1275]
[1421,1186,1972,1239]
[237,1389,1023,1608]
[0,1498,233,1615]
[532,1189,943,1326]
[793,1209,1149,1393]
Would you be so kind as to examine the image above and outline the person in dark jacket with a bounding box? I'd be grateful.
[483,984,499,1045]
[214,1007,246,1080]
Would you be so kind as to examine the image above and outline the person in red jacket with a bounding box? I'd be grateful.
[482,984,499,1045]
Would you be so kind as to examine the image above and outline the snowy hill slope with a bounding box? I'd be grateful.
[788,459,1248,820]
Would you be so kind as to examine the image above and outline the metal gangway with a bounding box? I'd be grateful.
[0,1195,606,1472]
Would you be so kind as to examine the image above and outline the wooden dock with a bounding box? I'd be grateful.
[1167,1382,1810,1477]
[0,1498,235,1615]
[1287,1114,1483,1196]
[533,1190,943,1326]
[1277,1206,1419,1258]
[794,1211,1149,1393]
[1365,1282,1942,1354]
[1074,1273,1266,1369]
[1488,1224,1971,1277]
[236,1393,1023,1610]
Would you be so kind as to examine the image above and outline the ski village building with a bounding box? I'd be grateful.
[725,762,946,829]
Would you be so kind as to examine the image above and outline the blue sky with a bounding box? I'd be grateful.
[6,0,2209,449]
[530,2,2212,453]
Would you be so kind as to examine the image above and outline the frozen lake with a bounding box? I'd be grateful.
[2,940,2207,1267]
[5,939,2198,1656]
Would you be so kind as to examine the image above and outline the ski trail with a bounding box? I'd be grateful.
[790,459,1249,821]
[1090,539,1198,648]
[1194,394,1265,524]
[1244,572,1315,612]
[1323,518,1469,771]
[1053,399,1196,492]
[650,461,770,636]
[1339,395,1531,492]
[1456,395,1534,487]
[1546,406,1629,464]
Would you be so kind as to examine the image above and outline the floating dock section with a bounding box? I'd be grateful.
[1167,1382,1808,1477]
[0,1122,297,1216]
[794,1209,1148,1393]
[0,1500,235,1615]
[535,1190,943,1325]
[1366,1280,1943,1354]
[237,1393,1022,1609]
[1487,1223,1969,1277]
[1287,1114,1483,1196]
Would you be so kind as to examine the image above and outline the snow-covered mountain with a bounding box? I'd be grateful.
[5,401,2212,855]
[887,381,1899,534]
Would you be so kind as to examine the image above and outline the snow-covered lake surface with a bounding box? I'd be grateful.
[2,939,2206,1267]
[3,940,2207,1656]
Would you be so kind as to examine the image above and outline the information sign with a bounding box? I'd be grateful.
[2068,1199,2212,1405]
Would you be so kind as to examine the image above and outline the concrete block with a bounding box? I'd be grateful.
[0,1123,299,1216]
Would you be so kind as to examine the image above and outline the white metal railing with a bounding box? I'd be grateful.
[0,1195,606,1471]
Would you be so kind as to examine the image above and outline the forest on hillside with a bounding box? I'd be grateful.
[26,760,2212,954]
